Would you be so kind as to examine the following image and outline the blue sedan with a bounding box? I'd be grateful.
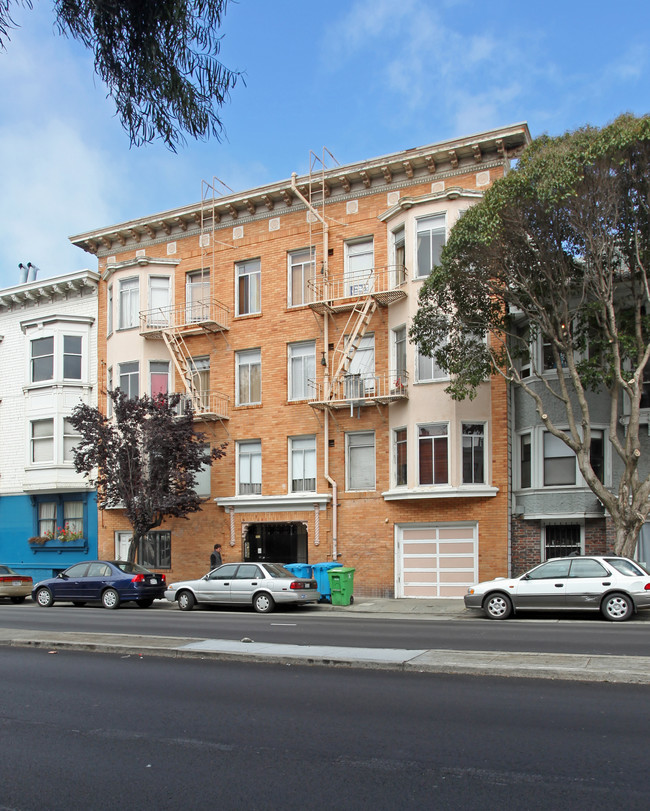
[33,560,167,609]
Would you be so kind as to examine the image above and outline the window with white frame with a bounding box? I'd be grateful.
[187,356,210,408]
[195,445,212,497]
[418,423,448,485]
[394,428,407,487]
[393,227,405,272]
[186,270,210,322]
[31,337,54,382]
[289,249,315,307]
[236,259,261,316]
[462,423,485,484]
[514,325,531,378]
[416,214,446,278]
[107,367,113,417]
[288,341,316,401]
[416,344,446,382]
[38,501,56,537]
[148,276,171,325]
[543,432,576,486]
[107,285,113,335]
[31,419,54,463]
[393,326,407,382]
[118,277,139,329]
[30,334,83,383]
[119,361,139,399]
[520,433,531,489]
[345,333,375,397]
[345,238,374,296]
[238,440,261,495]
[236,349,261,405]
[346,431,375,491]
[63,417,80,462]
[290,436,316,492]
[63,336,82,380]
[150,361,170,396]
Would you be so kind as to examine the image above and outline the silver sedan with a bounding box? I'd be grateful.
[464,556,650,621]
[165,562,321,613]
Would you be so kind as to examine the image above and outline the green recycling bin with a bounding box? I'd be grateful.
[328,566,355,606]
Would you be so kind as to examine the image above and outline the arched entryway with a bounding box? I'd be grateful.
[244,522,308,564]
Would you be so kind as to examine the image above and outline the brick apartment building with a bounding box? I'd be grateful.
[71,123,530,597]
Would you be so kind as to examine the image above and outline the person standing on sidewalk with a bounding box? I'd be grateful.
[210,544,223,570]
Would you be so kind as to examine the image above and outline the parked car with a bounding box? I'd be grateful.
[32,561,166,609]
[0,565,33,603]
[464,556,650,622]
[165,562,321,613]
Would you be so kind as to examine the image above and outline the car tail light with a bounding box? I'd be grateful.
[131,574,145,583]
[290,581,305,590]
[0,576,29,583]
[644,583,650,591]
[160,574,166,583]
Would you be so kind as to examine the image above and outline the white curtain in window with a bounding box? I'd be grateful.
[64,501,83,534]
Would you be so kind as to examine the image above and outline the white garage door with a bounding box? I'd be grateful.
[395,523,478,598]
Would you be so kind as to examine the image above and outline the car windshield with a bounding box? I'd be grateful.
[0,565,11,575]
[264,564,295,578]
[605,558,647,577]
[113,561,151,575]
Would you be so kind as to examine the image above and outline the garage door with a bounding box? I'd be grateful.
[396,523,477,598]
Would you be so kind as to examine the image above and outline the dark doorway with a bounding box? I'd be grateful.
[244,522,308,564]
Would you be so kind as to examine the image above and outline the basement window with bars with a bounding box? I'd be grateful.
[544,524,581,559]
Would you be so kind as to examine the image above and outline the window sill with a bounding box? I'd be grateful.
[29,539,88,554]
[382,485,498,500]
[234,312,262,321]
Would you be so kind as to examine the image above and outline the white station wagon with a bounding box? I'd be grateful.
[464,556,650,621]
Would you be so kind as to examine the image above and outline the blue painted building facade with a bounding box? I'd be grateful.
[0,269,100,582]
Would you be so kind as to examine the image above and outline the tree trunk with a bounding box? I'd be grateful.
[127,535,140,564]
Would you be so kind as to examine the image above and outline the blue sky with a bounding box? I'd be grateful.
[0,0,648,289]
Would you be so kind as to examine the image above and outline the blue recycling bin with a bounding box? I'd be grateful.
[311,562,343,602]
[283,563,313,579]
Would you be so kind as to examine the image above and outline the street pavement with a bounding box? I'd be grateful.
[2,595,650,684]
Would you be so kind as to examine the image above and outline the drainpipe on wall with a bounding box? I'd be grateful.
[290,172,338,560]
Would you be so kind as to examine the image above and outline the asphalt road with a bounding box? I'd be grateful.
[1,600,650,656]
[2,647,649,811]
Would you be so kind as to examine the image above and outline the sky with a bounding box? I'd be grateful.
[0,0,648,289]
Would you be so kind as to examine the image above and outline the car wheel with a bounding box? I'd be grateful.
[483,593,513,620]
[10,596,26,604]
[601,592,633,622]
[35,587,54,608]
[253,592,275,614]
[101,588,120,610]
[177,590,195,611]
[72,601,86,607]
[136,599,154,608]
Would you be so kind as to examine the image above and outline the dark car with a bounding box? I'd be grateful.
[33,560,166,609]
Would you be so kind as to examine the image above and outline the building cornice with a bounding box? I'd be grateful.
[0,270,99,312]
[70,123,531,257]
[215,493,331,513]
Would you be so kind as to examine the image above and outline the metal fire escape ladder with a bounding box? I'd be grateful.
[329,295,377,395]
[162,328,203,412]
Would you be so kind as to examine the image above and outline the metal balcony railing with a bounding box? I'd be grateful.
[139,298,230,336]
[309,370,409,410]
[177,390,230,421]
[308,265,407,310]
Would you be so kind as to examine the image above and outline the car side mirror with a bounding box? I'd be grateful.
[57,572,67,579]
[522,573,530,581]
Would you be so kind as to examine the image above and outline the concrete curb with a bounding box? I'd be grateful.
[3,630,650,684]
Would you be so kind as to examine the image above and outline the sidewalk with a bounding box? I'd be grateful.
[2,596,650,684]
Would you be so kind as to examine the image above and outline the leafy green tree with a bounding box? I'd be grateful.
[410,114,650,557]
[0,0,241,149]
[69,390,226,562]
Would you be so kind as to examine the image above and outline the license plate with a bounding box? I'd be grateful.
[150,578,158,584]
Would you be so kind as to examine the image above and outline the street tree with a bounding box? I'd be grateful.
[410,114,650,557]
[69,390,226,562]
[0,0,241,149]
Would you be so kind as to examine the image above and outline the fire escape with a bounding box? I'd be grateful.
[138,178,231,422]
[291,154,408,412]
